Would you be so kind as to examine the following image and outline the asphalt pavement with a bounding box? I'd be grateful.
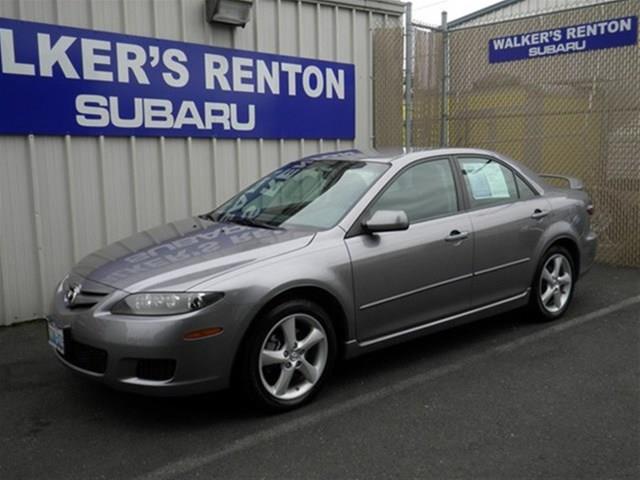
[0,264,638,479]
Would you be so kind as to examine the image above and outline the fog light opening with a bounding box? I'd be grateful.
[183,327,224,340]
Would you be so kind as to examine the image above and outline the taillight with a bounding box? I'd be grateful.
[586,203,594,215]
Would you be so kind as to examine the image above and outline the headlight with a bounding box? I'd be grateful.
[111,292,224,316]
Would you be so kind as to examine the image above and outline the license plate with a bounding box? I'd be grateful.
[47,319,65,355]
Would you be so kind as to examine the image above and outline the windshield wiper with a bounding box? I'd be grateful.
[198,212,217,222]
[199,212,283,230]
[224,216,283,230]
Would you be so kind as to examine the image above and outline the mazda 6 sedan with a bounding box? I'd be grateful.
[48,148,597,411]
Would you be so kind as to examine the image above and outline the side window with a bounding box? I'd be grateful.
[368,159,458,224]
[516,175,537,200]
[459,158,518,208]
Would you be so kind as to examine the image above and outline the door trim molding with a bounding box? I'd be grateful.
[474,257,530,277]
[359,273,473,311]
[358,257,530,311]
[359,289,530,347]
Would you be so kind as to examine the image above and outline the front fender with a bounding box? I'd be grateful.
[192,230,356,364]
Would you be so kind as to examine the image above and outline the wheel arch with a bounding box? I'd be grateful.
[550,237,580,274]
[230,285,350,383]
[537,235,581,279]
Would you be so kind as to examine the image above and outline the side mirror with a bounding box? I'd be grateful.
[362,210,409,233]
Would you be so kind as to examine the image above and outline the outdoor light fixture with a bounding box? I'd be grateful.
[205,0,254,27]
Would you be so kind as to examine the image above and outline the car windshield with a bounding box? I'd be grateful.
[210,159,388,230]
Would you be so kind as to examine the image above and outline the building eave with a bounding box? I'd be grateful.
[447,0,524,28]
[299,0,406,16]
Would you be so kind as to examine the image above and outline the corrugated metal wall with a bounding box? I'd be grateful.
[0,0,403,325]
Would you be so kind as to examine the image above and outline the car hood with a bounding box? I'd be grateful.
[72,217,315,292]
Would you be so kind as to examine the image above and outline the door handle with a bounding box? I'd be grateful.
[531,209,549,220]
[445,230,469,242]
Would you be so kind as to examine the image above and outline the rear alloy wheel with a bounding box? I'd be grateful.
[531,246,575,320]
[239,300,336,411]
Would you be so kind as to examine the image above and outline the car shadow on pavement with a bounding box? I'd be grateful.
[60,261,631,427]
[62,306,540,426]
[333,308,535,385]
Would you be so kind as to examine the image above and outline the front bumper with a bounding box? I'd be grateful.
[48,279,244,396]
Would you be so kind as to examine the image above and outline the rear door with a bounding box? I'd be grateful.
[345,157,474,342]
[455,156,552,307]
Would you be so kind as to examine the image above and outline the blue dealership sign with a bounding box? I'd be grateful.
[0,17,355,139]
[489,16,638,64]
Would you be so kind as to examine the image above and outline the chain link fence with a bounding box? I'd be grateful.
[446,0,639,267]
[412,24,444,148]
[372,20,404,148]
[372,0,639,267]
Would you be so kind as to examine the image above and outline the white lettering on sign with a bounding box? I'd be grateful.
[81,38,112,81]
[0,17,354,138]
[529,41,587,57]
[116,42,150,84]
[491,18,635,51]
[491,30,563,50]
[161,49,189,88]
[0,28,35,75]
[326,68,345,99]
[281,62,302,96]
[302,65,323,98]
[566,18,633,39]
[75,94,256,132]
[0,28,346,98]
[256,60,279,94]
[232,56,254,93]
[37,33,79,78]
[204,54,231,90]
[202,54,345,99]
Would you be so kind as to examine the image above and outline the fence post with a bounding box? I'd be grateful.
[440,10,449,147]
[404,2,413,148]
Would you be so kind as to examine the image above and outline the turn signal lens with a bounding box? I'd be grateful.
[183,327,224,340]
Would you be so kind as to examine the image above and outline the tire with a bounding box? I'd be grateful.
[529,245,575,321]
[237,299,337,412]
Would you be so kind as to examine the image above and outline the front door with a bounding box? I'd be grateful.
[345,158,474,342]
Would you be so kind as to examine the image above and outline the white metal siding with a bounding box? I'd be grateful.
[0,0,402,325]
[453,0,622,27]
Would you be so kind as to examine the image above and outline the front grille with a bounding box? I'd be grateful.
[60,337,108,374]
[136,359,176,381]
[67,290,108,311]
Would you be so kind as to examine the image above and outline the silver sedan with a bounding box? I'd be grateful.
[47,148,597,411]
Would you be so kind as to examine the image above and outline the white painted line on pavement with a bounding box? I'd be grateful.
[137,294,640,480]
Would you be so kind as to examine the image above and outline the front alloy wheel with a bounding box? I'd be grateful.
[259,313,328,401]
[238,299,336,411]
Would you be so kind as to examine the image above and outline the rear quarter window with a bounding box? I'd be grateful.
[516,175,537,200]
[459,158,518,208]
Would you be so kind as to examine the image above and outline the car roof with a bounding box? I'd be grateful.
[307,148,548,193]
[304,149,399,163]
[308,147,520,163]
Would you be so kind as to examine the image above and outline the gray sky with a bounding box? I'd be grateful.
[411,0,503,26]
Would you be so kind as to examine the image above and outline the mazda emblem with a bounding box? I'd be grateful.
[64,283,81,306]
